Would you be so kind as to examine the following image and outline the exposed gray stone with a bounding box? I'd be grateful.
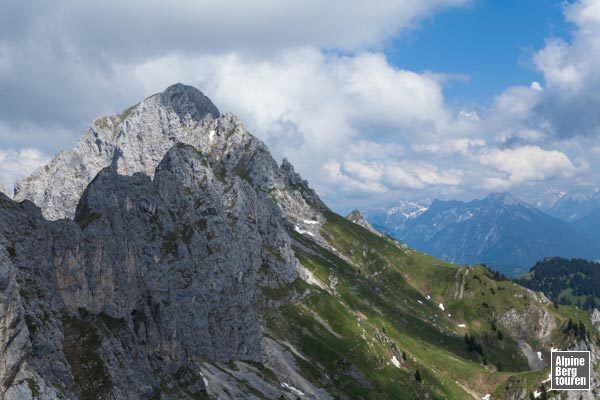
[0,84,332,399]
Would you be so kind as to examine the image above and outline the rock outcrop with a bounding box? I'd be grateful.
[498,293,556,344]
[346,209,382,236]
[0,236,31,398]
[0,85,330,399]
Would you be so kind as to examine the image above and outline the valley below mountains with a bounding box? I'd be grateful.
[0,84,598,400]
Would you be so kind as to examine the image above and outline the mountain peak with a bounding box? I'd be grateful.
[159,83,220,120]
[346,209,364,220]
[14,84,326,222]
[346,209,381,236]
[483,192,523,206]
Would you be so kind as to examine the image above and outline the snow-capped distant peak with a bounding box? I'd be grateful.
[386,199,431,220]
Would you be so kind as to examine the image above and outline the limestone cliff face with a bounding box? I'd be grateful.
[0,85,330,399]
[0,236,31,398]
[14,84,323,225]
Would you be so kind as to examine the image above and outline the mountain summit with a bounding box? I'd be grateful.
[16,84,223,220]
[345,209,381,236]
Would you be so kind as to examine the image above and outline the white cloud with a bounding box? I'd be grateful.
[496,129,546,144]
[490,85,542,118]
[528,0,600,138]
[324,161,387,193]
[0,0,468,132]
[459,110,480,121]
[323,158,463,194]
[129,49,454,197]
[530,81,543,91]
[0,148,50,193]
[343,161,383,181]
[534,40,583,91]
[413,138,485,156]
[477,146,576,188]
[383,164,426,189]
[0,0,599,209]
[0,0,467,56]
[411,164,463,186]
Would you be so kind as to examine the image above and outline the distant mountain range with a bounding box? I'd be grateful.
[574,207,600,240]
[363,199,430,236]
[529,188,600,222]
[364,192,600,276]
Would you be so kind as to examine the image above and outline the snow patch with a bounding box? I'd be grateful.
[294,226,315,237]
[426,295,431,300]
[457,323,467,328]
[438,303,445,311]
[482,394,491,400]
[533,391,541,398]
[208,130,215,142]
[417,300,423,305]
[536,351,543,361]
[391,356,401,368]
[303,219,320,225]
[281,382,305,397]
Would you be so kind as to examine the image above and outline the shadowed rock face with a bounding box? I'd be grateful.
[0,142,306,399]
[0,84,329,399]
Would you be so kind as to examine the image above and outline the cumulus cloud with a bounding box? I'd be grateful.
[495,129,546,145]
[530,81,543,91]
[0,0,599,210]
[324,161,387,193]
[123,48,465,204]
[323,159,463,195]
[132,49,450,153]
[477,146,577,189]
[413,138,485,156]
[0,0,468,198]
[530,0,600,137]
[0,148,50,193]
[0,0,468,131]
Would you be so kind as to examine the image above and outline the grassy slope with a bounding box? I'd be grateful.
[265,210,598,399]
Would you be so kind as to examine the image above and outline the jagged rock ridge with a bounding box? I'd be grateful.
[14,84,324,225]
[0,85,330,399]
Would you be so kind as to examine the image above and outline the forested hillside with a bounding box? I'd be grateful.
[515,257,600,310]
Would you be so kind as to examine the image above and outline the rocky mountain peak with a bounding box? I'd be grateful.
[14,84,323,224]
[159,83,220,121]
[483,192,524,207]
[0,126,308,397]
[346,209,381,236]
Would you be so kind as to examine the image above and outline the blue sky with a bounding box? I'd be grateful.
[1,0,600,211]
[388,0,569,104]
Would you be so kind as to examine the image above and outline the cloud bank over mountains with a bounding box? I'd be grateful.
[1,0,599,209]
